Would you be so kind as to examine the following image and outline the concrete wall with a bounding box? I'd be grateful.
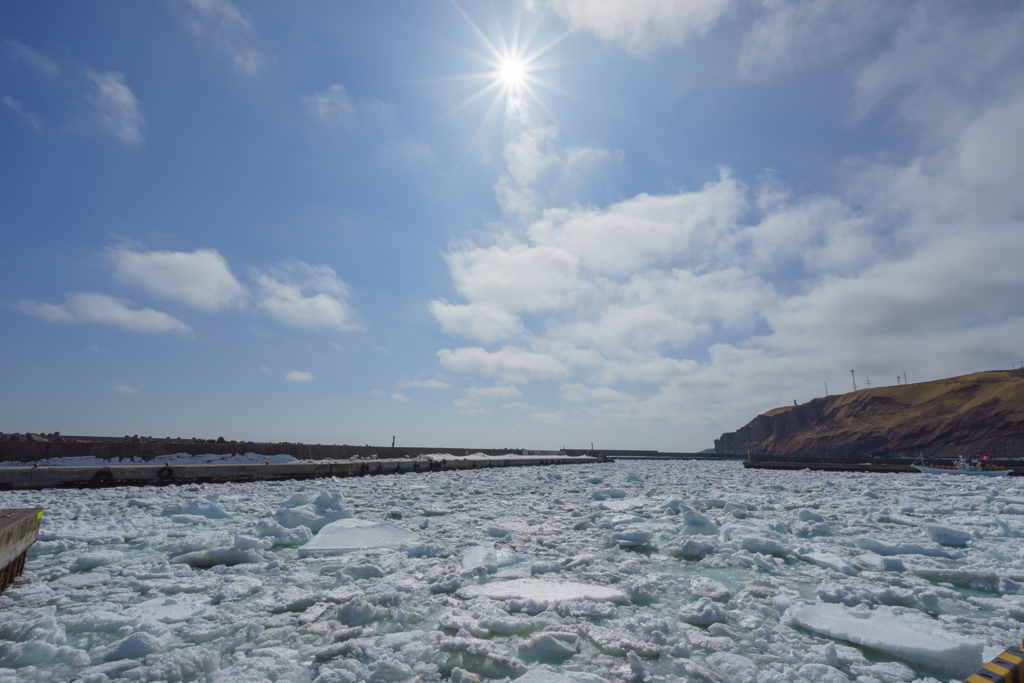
[0,441,546,463]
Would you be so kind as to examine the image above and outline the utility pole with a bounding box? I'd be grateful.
[903,371,907,385]
[897,376,901,385]
[851,370,857,391]
[824,381,828,396]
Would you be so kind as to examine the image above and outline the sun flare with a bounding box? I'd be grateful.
[500,58,525,87]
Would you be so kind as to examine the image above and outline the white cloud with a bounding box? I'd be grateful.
[546,0,732,56]
[465,385,522,402]
[21,293,191,335]
[398,378,452,389]
[303,84,397,128]
[528,410,564,425]
[86,70,145,146]
[111,381,141,395]
[446,244,581,314]
[253,259,360,330]
[460,407,489,417]
[3,96,44,133]
[493,115,622,224]
[431,4,1024,449]
[560,383,634,403]
[737,0,901,81]
[185,0,263,74]
[390,392,410,403]
[304,84,355,123]
[6,39,61,78]
[501,401,529,410]
[109,246,246,312]
[285,370,314,383]
[429,301,524,344]
[438,347,569,383]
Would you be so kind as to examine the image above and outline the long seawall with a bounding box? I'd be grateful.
[0,455,603,491]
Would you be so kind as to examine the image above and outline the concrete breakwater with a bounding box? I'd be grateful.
[0,455,603,491]
[0,439,591,463]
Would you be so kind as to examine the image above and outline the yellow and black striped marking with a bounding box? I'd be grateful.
[966,645,1024,683]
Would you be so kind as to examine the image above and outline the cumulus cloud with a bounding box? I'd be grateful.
[86,70,145,146]
[438,347,569,383]
[390,392,410,402]
[398,378,452,389]
[546,0,732,56]
[491,110,622,224]
[303,84,397,128]
[108,246,246,312]
[185,0,263,74]
[285,370,314,383]
[429,301,524,344]
[6,39,61,78]
[21,293,191,335]
[737,0,902,81]
[253,259,360,331]
[432,3,1024,447]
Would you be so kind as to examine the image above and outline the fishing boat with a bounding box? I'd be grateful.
[912,454,1011,476]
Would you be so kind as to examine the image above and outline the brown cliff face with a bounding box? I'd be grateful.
[715,369,1024,457]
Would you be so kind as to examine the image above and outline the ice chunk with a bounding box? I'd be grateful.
[71,551,123,572]
[518,631,580,658]
[172,497,231,520]
[124,596,209,623]
[798,663,850,683]
[169,546,263,568]
[610,529,653,547]
[783,603,983,677]
[798,509,826,523]
[461,544,517,572]
[707,652,758,683]
[456,578,628,606]
[104,632,164,661]
[255,520,314,547]
[438,636,528,679]
[850,535,964,559]
[273,490,353,532]
[679,597,726,625]
[796,546,856,575]
[920,523,972,547]
[297,518,418,557]
[517,670,607,683]
[592,488,627,500]
[663,538,717,560]
[682,510,719,536]
[689,577,731,600]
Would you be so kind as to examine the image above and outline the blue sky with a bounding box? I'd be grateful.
[3,1,1023,451]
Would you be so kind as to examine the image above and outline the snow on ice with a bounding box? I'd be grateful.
[0,460,1017,682]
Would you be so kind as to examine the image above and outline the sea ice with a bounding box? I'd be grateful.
[297,518,418,557]
[272,489,353,531]
[783,602,983,677]
[456,579,628,606]
[3,459,1022,682]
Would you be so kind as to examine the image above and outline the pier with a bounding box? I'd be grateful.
[0,508,43,594]
[0,455,603,491]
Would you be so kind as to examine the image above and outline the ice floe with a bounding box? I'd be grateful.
[2,460,1022,682]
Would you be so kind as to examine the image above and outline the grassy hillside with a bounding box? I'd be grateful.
[716,369,1024,457]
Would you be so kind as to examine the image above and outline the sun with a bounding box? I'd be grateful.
[500,58,526,88]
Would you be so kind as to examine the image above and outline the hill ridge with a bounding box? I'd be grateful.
[714,369,1024,458]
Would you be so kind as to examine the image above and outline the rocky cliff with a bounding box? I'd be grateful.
[715,369,1024,457]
